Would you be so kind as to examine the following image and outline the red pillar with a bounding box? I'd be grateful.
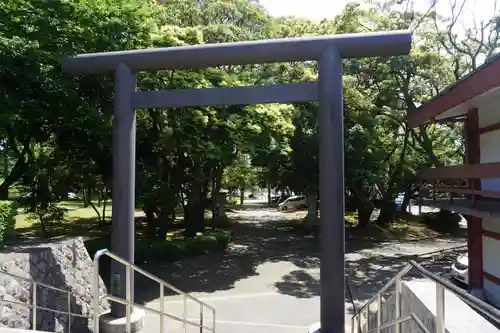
[466,108,483,290]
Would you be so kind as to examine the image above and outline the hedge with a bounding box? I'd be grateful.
[85,229,232,263]
[421,210,461,233]
[0,201,18,244]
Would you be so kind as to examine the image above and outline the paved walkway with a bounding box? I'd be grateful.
[134,208,466,333]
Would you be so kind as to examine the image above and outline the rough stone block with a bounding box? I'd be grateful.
[0,237,110,333]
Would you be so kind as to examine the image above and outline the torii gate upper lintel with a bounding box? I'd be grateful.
[61,30,412,333]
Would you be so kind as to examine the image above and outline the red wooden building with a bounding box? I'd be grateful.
[407,53,500,306]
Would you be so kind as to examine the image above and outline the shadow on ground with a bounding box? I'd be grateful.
[345,246,467,305]
[133,212,466,307]
[134,217,320,303]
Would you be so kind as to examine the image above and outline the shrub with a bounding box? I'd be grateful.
[421,210,461,233]
[84,229,232,264]
[0,201,18,244]
[227,196,239,205]
[26,203,66,239]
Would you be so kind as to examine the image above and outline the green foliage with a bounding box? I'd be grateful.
[421,211,461,234]
[227,196,239,205]
[85,229,231,263]
[0,201,17,243]
[25,203,66,238]
[222,154,259,191]
[0,0,491,238]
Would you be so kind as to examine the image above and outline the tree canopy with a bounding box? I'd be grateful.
[1,0,493,237]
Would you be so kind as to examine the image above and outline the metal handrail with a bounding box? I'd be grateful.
[410,260,500,322]
[351,260,500,333]
[92,248,216,333]
[0,269,91,332]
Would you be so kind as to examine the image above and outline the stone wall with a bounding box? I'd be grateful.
[0,237,109,333]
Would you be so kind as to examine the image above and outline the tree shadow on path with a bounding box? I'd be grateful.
[134,216,322,303]
[134,213,466,307]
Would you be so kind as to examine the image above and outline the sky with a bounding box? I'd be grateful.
[258,0,497,30]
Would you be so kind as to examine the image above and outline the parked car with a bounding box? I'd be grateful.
[278,195,307,210]
[395,193,405,210]
[451,252,469,285]
[272,195,289,204]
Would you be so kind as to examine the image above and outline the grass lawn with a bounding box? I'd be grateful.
[14,200,144,240]
[7,198,232,264]
[344,212,443,241]
[288,209,466,241]
[14,200,214,241]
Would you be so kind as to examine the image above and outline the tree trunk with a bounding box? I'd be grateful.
[377,129,410,225]
[158,210,170,240]
[3,144,8,178]
[144,204,157,239]
[239,187,245,205]
[37,213,49,239]
[83,188,91,207]
[349,182,373,228]
[307,192,317,218]
[89,201,103,225]
[357,202,373,228]
[400,186,413,214]
[102,200,108,223]
[267,182,271,206]
[211,166,223,219]
[185,180,205,237]
[0,155,28,199]
[377,200,395,225]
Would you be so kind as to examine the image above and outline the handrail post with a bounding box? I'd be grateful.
[377,294,382,333]
[184,295,188,333]
[213,308,216,332]
[93,251,107,333]
[395,276,401,333]
[364,304,369,332]
[68,292,72,333]
[126,265,132,333]
[91,249,218,333]
[436,284,445,333]
[32,283,37,330]
[160,285,164,333]
[200,305,204,333]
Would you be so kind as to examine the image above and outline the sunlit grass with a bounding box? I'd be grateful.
[14,200,144,230]
[14,200,215,241]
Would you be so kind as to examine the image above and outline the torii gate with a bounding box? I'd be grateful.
[61,30,412,333]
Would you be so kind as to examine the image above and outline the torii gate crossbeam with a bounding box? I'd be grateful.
[62,30,412,333]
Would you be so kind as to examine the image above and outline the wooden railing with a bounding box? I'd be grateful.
[418,162,500,205]
[420,161,500,180]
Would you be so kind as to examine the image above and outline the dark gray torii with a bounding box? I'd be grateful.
[61,30,412,333]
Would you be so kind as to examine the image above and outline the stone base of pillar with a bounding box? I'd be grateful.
[99,308,145,333]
